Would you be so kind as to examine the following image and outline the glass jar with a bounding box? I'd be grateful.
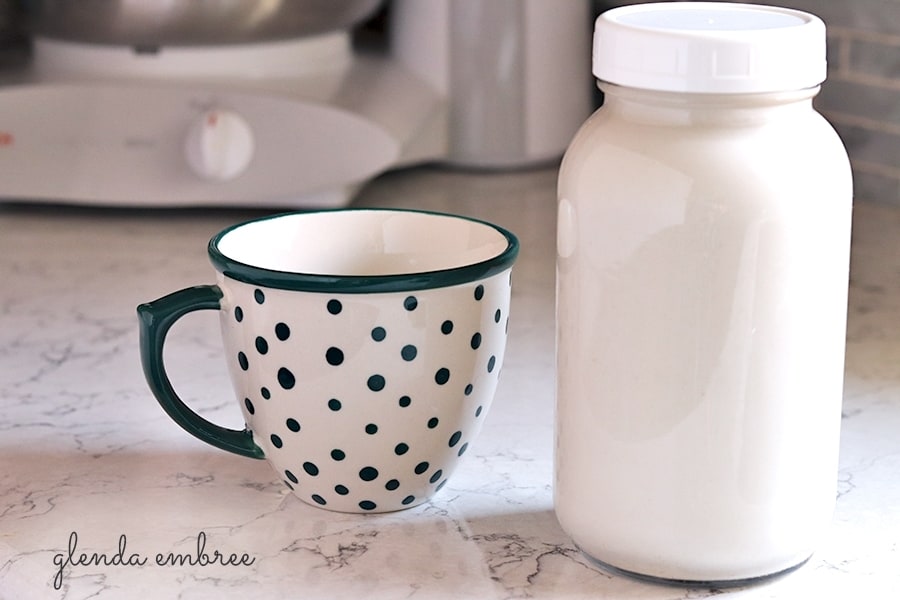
[555,2,853,585]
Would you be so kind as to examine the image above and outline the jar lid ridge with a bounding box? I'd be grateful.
[593,2,827,94]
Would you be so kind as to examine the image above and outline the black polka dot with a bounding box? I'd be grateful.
[234,306,244,322]
[328,398,342,411]
[254,289,265,304]
[237,352,249,371]
[261,387,271,400]
[487,356,496,373]
[359,500,377,511]
[401,345,417,361]
[326,347,344,366]
[414,461,429,475]
[429,469,443,484]
[495,309,502,323]
[441,320,453,334]
[365,423,378,435]
[255,336,268,354]
[395,443,409,455]
[270,434,283,448]
[464,384,474,396]
[398,395,411,408]
[275,322,290,340]
[335,484,349,495]
[475,405,483,417]
[427,417,439,429]
[474,285,484,300]
[403,296,418,311]
[284,480,294,491]
[457,443,469,457]
[402,495,415,505]
[331,449,345,461]
[327,299,342,315]
[434,368,450,385]
[471,333,482,350]
[278,367,295,389]
[436,480,448,492]
[359,466,379,481]
[367,375,386,391]
[371,327,386,341]
[285,469,298,484]
[448,431,462,447]
[303,461,319,476]
[385,479,400,491]
[312,494,326,505]
[286,418,301,432]
[244,398,255,415]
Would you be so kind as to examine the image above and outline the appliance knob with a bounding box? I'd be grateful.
[184,109,255,181]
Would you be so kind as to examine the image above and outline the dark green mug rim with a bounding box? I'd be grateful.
[208,208,519,293]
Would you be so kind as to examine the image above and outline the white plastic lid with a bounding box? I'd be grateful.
[593,2,827,94]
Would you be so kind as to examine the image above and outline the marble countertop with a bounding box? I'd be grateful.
[1,167,898,599]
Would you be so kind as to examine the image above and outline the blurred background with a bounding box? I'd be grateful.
[0,0,897,207]
[0,1,594,208]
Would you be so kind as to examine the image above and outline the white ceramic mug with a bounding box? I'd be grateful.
[138,209,518,513]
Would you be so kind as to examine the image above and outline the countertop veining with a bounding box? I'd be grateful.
[1,166,898,599]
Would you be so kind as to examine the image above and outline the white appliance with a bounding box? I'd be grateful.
[0,0,592,208]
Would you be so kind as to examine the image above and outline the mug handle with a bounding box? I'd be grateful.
[137,285,265,460]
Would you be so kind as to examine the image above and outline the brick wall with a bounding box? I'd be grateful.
[594,0,900,206]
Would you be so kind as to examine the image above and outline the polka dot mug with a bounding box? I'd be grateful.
[138,209,518,513]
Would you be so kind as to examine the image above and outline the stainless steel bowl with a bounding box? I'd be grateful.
[22,0,384,46]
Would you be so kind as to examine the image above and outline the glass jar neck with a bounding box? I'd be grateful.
[597,81,820,126]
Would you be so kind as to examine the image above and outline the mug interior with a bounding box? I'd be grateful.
[212,210,516,286]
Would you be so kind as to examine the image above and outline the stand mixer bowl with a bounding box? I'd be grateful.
[21,0,383,46]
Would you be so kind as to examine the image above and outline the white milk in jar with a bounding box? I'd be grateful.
[555,2,852,585]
